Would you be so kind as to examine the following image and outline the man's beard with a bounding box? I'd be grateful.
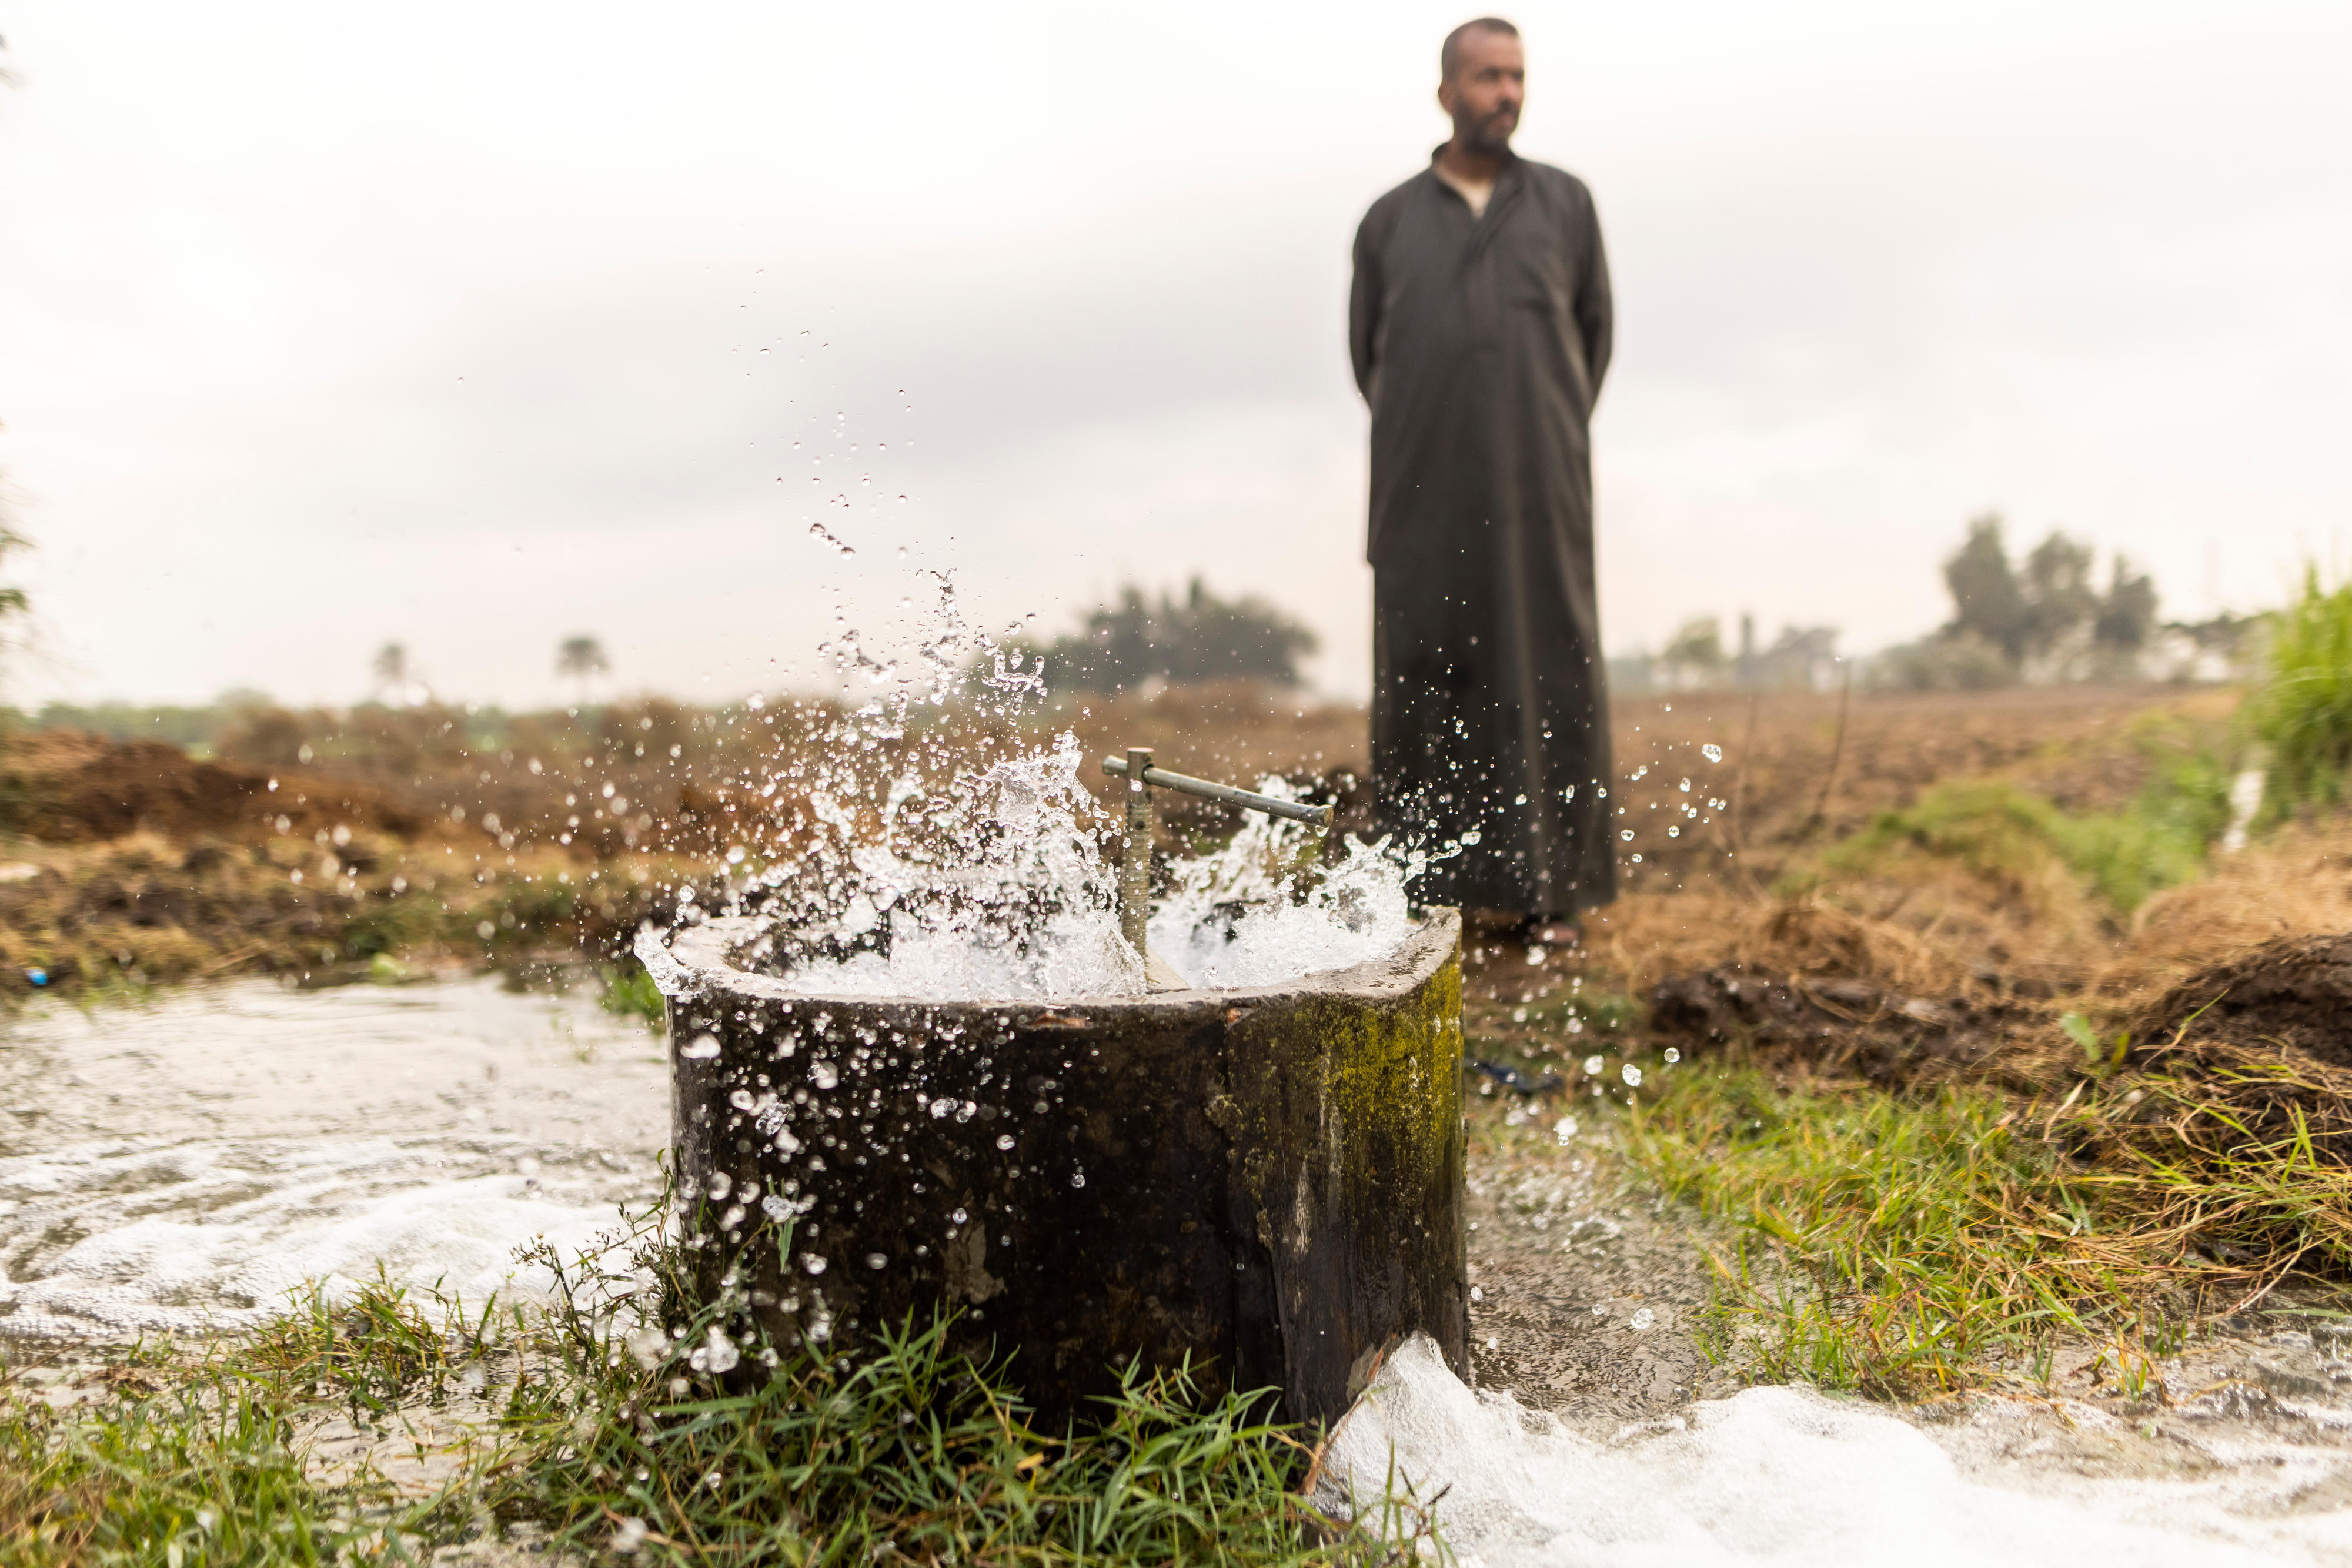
[1457,106,1516,154]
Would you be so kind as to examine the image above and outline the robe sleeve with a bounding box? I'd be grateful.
[1574,190,1613,399]
[1349,210,1383,403]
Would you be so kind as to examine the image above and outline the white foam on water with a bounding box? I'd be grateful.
[748,744,1426,1001]
[1148,777,1422,991]
[0,978,667,1340]
[1315,1335,2352,1567]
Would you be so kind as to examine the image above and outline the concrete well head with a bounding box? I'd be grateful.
[637,909,1467,1427]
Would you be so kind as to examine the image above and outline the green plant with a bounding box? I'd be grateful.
[486,1212,1390,1566]
[596,960,665,1027]
[2253,566,2352,817]
[1625,1071,2107,1396]
[1825,735,2234,915]
[2060,1012,2132,1075]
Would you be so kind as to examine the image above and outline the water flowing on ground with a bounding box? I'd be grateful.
[0,977,665,1340]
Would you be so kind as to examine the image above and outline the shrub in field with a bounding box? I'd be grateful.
[2253,566,2352,819]
[1828,770,2226,917]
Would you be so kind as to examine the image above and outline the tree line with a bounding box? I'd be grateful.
[1625,513,2260,694]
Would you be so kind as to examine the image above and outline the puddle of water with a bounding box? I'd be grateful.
[0,977,667,1340]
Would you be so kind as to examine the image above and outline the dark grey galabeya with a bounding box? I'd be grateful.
[1351,149,1615,917]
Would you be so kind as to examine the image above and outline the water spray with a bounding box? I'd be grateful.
[1100,748,1336,959]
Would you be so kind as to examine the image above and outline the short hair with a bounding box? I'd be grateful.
[1441,17,1519,81]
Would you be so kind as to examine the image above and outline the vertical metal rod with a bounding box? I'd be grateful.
[1121,745,1153,954]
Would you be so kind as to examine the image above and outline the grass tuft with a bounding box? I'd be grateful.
[1823,717,2234,917]
[0,1210,1405,1566]
[2254,565,2352,819]
[596,959,666,1028]
[1615,1034,2352,1399]
[487,1212,1378,1565]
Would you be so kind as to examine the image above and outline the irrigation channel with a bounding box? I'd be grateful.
[4,744,2352,1562]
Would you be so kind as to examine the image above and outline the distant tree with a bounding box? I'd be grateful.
[557,635,611,705]
[1659,617,1728,684]
[2019,532,2099,663]
[2093,558,2159,653]
[1943,515,2031,664]
[1929,514,2161,684]
[1024,579,1317,692]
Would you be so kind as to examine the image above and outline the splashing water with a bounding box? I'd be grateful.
[750,734,1144,1000]
[747,750,1425,1001]
[691,576,1428,1002]
[1148,776,1424,991]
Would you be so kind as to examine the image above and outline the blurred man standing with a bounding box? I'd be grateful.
[1350,16,1613,941]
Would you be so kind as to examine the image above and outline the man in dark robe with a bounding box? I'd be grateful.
[1350,16,1614,938]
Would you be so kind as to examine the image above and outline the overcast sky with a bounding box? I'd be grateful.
[2,1,2348,707]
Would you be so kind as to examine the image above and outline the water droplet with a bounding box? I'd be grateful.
[995,1134,1015,1151]
[681,1035,721,1061]
[1471,1285,1485,1303]
[1621,1064,1643,1088]
[865,1252,888,1270]
[802,1254,828,1276]
[1619,830,1635,841]
[1555,1116,1579,1144]
[1630,1307,1656,1332]
[1583,1055,1604,1075]
[1070,1170,1085,1188]
[1702,744,1723,763]
[1664,1047,1681,1064]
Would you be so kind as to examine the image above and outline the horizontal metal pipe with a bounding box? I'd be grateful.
[1100,755,1335,830]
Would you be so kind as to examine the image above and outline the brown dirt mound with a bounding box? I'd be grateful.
[2138,932,2352,1068]
[1648,964,2021,1083]
[0,730,422,844]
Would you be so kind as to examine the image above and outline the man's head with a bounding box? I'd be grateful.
[1438,18,1524,154]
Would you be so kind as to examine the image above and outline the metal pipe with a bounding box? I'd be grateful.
[1100,756,1335,831]
[1119,747,1153,955]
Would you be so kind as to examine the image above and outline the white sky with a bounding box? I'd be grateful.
[2,1,2348,706]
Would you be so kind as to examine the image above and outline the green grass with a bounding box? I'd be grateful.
[2254,566,2352,818]
[1823,713,2235,914]
[488,1214,1379,1566]
[1613,1051,2352,1399]
[0,1290,482,1566]
[596,959,666,1027]
[1,1217,1409,1566]
[1621,1067,2105,1396]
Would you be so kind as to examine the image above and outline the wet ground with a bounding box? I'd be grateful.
[1466,1129,1725,1419]
[0,974,667,1339]
[1460,1112,2352,1561]
[9,977,2352,1559]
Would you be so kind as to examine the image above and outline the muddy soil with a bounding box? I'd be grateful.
[1464,1125,1732,1423]
[2140,931,2352,1064]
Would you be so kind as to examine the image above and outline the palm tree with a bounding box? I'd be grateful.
[557,635,611,707]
